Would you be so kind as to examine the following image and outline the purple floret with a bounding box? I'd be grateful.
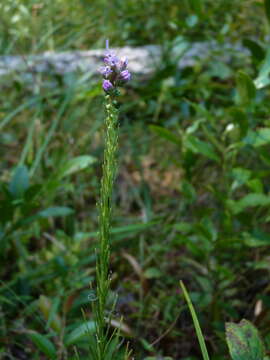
[102,79,113,92]
[104,51,120,67]
[99,66,113,78]
[120,70,131,82]
[118,57,128,71]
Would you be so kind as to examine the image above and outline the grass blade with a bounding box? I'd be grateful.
[179,280,210,360]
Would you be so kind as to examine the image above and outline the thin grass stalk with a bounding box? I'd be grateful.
[180,281,210,360]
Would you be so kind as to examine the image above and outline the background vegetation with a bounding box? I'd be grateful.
[1,0,270,359]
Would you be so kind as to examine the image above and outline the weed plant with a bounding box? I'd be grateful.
[88,43,131,359]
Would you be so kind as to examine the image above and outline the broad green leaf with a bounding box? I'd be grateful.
[243,128,270,147]
[231,193,270,214]
[149,125,181,146]
[185,135,219,162]
[56,155,96,179]
[265,0,270,24]
[29,332,56,359]
[238,193,270,209]
[236,71,256,104]
[64,321,95,346]
[38,206,74,218]
[254,47,270,89]
[9,165,29,198]
[243,230,270,247]
[226,319,264,360]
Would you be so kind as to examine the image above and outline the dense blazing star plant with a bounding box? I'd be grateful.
[91,40,131,360]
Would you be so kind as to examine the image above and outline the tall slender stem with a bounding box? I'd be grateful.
[95,94,119,359]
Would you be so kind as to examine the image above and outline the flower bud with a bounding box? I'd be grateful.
[120,70,131,82]
[102,79,114,92]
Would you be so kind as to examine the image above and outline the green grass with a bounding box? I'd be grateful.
[1,0,270,359]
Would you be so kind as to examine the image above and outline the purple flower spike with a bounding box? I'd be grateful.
[100,40,131,92]
[102,79,114,92]
[120,70,131,82]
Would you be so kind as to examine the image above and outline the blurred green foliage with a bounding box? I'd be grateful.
[1,0,270,359]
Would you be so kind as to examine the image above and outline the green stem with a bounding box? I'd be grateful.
[180,281,210,360]
[95,94,119,359]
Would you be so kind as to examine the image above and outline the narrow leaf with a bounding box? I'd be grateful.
[64,321,96,346]
[38,206,74,218]
[185,135,219,162]
[29,332,56,359]
[57,155,96,179]
[179,281,210,360]
[231,193,270,214]
[149,125,181,146]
